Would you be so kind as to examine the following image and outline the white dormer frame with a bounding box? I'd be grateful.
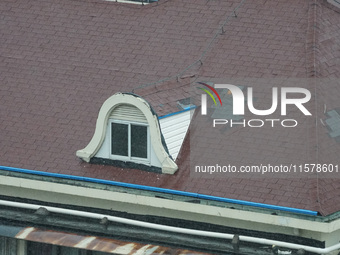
[76,93,178,174]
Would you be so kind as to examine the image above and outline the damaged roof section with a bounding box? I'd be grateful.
[325,109,340,141]
[136,78,196,162]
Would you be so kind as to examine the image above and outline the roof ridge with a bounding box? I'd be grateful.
[305,0,321,78]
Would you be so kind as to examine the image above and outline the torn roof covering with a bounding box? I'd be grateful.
[118,90,196,163]
[325,109,340,141]
[136,80,196,161]
[126,92,196,161]
[1,0,340,216]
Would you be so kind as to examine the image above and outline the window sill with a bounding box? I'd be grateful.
[90,157,162,173]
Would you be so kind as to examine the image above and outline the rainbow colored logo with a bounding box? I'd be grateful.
[197,82,222,106]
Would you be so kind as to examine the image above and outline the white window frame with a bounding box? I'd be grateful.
[109,119,150,164]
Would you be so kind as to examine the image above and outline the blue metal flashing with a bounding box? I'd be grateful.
[158,105,197,120]
[0,166,318,216]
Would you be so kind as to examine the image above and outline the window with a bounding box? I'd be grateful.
[76,93,178,174]
[110,120,149,161]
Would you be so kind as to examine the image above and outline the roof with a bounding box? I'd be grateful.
[1,0,340,216]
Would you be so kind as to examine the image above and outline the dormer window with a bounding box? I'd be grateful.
[76,93,178,174]
[110,120,150,161]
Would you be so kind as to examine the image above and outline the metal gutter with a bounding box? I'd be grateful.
[158,105,197,120]
[0,224,211,255]
[0,165,318,216]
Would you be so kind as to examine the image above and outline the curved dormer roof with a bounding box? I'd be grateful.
[76,93,178,174]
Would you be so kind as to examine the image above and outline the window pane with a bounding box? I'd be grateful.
[131,125,147,158]
[111,123,128,156]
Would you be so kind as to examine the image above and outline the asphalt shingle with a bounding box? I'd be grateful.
[0,0,339,216]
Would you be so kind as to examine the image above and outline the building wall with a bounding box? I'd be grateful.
[1,175,339,251]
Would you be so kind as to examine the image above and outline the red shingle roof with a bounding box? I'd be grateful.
[1,0,339,215]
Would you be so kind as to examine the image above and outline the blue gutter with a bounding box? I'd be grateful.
[158,105,197,120]
[0,166,318,216]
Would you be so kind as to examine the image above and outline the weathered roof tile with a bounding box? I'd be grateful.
[1,0,340,216]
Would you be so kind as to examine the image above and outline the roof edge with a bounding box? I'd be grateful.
[0,165,318,217]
